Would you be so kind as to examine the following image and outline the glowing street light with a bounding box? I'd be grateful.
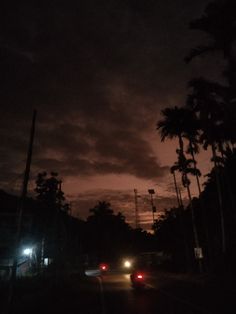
[23,247,33,256]
[124,260,132,268]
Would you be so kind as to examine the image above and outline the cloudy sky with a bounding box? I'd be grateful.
[1,0,221,229]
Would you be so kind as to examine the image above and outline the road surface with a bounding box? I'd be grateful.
[6,269,236,314]
[93,270,236,314]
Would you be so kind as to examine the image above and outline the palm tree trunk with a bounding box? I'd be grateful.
[178,135,184,153]
[186,181,203,273]
[172,170,181,207]
[189,141,210,269]
[176,177,191,272]
[178,187,183,206]
[189,141,202,195]
[219,143,236,218]
[211,143,226,254]
[172,169,191,272]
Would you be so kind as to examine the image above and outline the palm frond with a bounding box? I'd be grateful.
[185,45,215,63]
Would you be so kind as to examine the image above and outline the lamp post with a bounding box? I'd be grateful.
[148,189,156,225]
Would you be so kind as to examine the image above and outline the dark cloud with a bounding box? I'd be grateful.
[1,1,211,215]
[1,0,210,112]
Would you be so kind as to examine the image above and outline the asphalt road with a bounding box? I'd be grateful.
[5,269,236,314]
[94,270,236,314]
[100,272,167,314]
[99,271,199,314]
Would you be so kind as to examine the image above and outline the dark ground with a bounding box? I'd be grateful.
[1,270,236,314]
[1,272,101,314]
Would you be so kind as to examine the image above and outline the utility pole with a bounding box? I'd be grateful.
[7,110,37,312]
[148,189,156,225]
[134,189,139,228]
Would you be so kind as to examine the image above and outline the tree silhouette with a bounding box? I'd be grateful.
[34,172,70,266]
[187,78,227,253]
[86,201,131,263]
[157,106,188,152]
[172,150,202,272]
[154,0,236,272]
[185,0,236,69]
[89,201,114,217]
[35,171,70,213]
[157,106,203,271]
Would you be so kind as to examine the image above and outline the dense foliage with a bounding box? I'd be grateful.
[155,0,236,273]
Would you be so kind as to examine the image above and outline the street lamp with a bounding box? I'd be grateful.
[148,189,156,225]
[123,260,132,268]
[23,247,33,256]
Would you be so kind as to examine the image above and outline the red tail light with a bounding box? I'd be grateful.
[136,273,144,280]
[99,263,108,271]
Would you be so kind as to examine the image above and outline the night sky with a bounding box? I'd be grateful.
[1,0,220,229]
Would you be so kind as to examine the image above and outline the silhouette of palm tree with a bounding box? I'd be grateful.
[157,105,203,197]
[185,0,236,148]
[187,78,227,253]
[172,150,203,272]
[157,106,188,152]
[185,0,236,72]
[157,106,203,271]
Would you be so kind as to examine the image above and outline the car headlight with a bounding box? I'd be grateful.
[124,260,132,268]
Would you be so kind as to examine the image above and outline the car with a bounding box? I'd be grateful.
[129,252,162,289]
[130,270,146,289]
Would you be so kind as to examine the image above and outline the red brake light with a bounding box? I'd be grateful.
[136,273,144,279]
[100,263,108,271]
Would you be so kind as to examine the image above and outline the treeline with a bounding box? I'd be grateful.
[154,0,236,273]
[0,172,156,272]
[153,150,236,272]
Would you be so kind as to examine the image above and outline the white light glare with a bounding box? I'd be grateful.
[23,248,33,256]
[124,260,131,268]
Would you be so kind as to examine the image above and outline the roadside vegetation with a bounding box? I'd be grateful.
[155,0,236,273]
